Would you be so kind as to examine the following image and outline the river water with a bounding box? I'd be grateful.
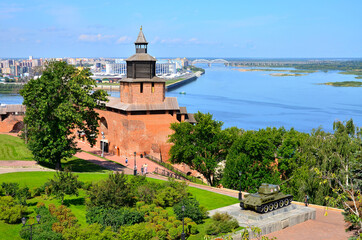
[1,65,361,132]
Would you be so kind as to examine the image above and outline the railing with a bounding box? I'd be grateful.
[154,167,186,180]
[145,154,201,184]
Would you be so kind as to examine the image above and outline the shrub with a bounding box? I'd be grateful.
[86,172,134,209]
[63,223,117,240]
[49,168,82,204]
[205,212,239,235]
[1,182,19,197]
[48,204,78,233]
[136,184,158,204]
[118,222,154,240]
[17,187,31,206]
[86,207,144,231]
[0,196,27,223]
[173,197,207,224]
[20,204,62,240]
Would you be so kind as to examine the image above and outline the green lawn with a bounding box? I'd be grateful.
[0,172,238,240]
[0,135,33,160]
[38,156,110,173]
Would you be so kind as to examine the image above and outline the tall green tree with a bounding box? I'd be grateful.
[49,168,82,204]
[20,61,108,170]
[168,112,233,186]
[222,127,285,193]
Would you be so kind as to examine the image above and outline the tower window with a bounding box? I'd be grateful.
[140,83,143,93]
[151,82,154,93]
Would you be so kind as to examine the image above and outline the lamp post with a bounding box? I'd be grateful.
[22,215,41,240]
[101,131,105,157]
[133,151,137,176]
[181,205,186,240]
[238,171,242,201]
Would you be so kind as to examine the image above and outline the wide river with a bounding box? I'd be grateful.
[1,65,361,133]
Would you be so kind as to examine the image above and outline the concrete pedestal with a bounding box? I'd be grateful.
[208,203,316,239]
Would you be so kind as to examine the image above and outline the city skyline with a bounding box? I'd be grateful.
[1,0,361,58]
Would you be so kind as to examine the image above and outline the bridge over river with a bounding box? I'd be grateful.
[191,59,229,67]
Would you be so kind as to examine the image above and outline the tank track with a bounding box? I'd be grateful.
[240,196,293,214]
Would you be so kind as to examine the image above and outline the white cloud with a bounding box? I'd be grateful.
[116,36,132,44]
[78,34,115,42]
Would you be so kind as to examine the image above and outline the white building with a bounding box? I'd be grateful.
[105,62,127,75]
[156,59,177,75]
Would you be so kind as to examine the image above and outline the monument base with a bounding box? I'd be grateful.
[208,203,316,239]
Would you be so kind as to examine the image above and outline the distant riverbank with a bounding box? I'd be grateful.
[94,71,203,91]
[321,81,362,87]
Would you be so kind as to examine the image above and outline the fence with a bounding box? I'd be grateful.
[145,154,201,184]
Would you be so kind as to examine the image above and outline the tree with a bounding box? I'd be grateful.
[315,120,362,239]
[86,172,134,209]
[49,168,82,204]
[222,127,285,193]
[20,61,108,170]
[168,112,232,186]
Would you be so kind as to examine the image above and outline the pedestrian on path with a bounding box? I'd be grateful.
[304,194,309,207]
[144,163,148,175]
[125,158,128,166]
[141,165,144,175]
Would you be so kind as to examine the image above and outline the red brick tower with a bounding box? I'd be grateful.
[120,27,166,104]
[97,27,195,161]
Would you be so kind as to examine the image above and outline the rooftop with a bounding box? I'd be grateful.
[105,96,180,112]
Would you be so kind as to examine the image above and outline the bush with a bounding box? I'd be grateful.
[86,207,144,231]
[173,197,207,224]
[20,204,62,240]
[136,184,158,204]
[153,180,189,207]
[17,187,31,206]
[86,172,134,209]
[63,223,117,240]
[205,212,239,235]
[0,196,27,223]
[1,182,19,197]
[49,168,82,204]
[118,222,154,240]
[48,204,78,233]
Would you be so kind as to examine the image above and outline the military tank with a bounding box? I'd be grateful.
[240,183,293,213]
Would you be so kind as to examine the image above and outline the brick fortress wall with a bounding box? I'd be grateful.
[95,108,178,161]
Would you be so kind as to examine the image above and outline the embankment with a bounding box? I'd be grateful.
[166,71,203,92]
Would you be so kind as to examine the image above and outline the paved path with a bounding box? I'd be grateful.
[0,160,53,174]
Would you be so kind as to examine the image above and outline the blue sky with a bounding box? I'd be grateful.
[0,0,361,58]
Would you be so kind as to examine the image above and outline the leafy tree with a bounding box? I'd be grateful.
[86,172,134,209]
[222,127,285,193]
[48,168,82,204]
[20,61,108,170]
[169,112,232,186]
[173,197,207,224]
[315,120,362,238]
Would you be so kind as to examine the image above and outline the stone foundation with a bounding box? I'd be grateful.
[208,203,316,238]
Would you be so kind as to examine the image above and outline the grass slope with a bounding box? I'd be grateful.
[0,135,33,160]
[0,172,238,240]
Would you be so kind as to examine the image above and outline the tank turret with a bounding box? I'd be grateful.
[240,183,293,213]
